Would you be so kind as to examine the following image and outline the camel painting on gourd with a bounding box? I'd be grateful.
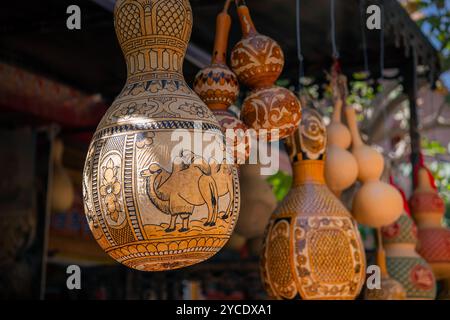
[140,150,234,233]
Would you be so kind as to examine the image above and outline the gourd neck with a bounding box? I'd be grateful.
[211,11,232,64]
[236,5,257,37]
[293,160,325,186]
[345,105,364,147]
[332,99,343,123]
[124,48,185,83]
[376,228,388,276]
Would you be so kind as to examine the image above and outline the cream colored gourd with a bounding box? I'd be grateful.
[325,99,358,196]
[51,139,74,213]
[346,105,402,227]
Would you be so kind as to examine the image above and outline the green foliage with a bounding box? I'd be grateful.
[347,79,376,108]
[266,170,293,202]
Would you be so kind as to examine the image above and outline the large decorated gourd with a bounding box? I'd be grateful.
[193,1,249,164]
[324,74,358,196]
[410,160,450,280]
[51,138,75,213]
[382,181,437,299]
[364,229,406,300]
[260,107,366,300]
[231,1,301,141]
[345,105,402,227]
[82,0,240,271]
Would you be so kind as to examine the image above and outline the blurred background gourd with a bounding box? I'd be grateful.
[82,0,240,272]
[234,164,277,239]
[345,105,403,227]
[231,0,301,141]
[260,107,366,300]
[364,228,406,300]
[194,0,249,164]
[382,181,437,300]
[51,138,74,213]
[410,159,450,280]
[324,74,358,197]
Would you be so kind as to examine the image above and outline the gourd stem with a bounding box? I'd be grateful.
[376,228,388,276]
[212,4,232,64]
[234,0,257,36]
[345,105,364,147]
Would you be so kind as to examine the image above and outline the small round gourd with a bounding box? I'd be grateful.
[346,105,402,228]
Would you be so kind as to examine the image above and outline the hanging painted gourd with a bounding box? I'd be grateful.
[260,107,366,300]
[82,0,240,271]
[410,158,450,280]
[364,228,406,300]
[382,180,437,299]
[51,138,75,213]
[193,1,249,164]
[345,105,402,227]
[325,74,358,197]
[231,1,301,141]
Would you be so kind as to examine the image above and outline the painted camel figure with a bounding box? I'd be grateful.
[140,150,232,232]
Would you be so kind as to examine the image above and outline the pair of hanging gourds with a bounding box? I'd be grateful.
[325,71,403,228]
[194,0,302,156]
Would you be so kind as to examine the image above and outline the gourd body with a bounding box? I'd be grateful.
[345,106,402,227]
[235,164,277,239]
[261,108,366,300]
[82,0,240,271]
[382,213,437,299]
[410,168,450,280]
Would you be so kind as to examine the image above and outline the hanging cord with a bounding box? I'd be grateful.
[296,0,305,90]
[379,2,390,154]
[359,0,369,76]
[330,0,339,59]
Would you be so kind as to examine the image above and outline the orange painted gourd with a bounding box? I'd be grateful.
[193,4,249,163]
[382,181,437,299]
[231,3,301,141]
[345,105,402,227]
[260,107,366,300]
[410,165,450,280]
[325,99,358,196]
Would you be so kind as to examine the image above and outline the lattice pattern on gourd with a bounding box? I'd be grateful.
[308,229,353,283]
[267,233,293,287]
[156,0,185,38]
[116,3,142,42]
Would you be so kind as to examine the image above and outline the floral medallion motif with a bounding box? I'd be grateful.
[100,158,124,225]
